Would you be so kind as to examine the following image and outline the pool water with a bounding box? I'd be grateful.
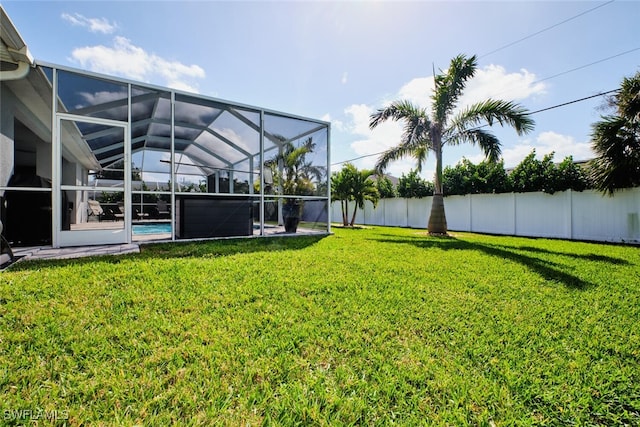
[132,223,172,235]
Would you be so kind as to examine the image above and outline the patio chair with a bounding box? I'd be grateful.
[115,202,125,221]
[156,200,171,219]
[87,200,104,221]
[87,200,112,221]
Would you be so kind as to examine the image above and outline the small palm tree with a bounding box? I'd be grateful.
[331,163,379,226]
[369,54,534,234]
[589,71,640,195]
[265,136,324,232]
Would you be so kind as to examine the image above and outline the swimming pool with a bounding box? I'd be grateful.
[132,223,171,235]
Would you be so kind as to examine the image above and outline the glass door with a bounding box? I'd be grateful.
[54,115,130,247]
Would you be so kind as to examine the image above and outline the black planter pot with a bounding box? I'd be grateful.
[282,201,301,233]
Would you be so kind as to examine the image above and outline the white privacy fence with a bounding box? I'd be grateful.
[331,188,640,244]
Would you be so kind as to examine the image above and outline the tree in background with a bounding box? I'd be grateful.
[555,156,590,192]
[369,54,534,234]
[331,163,379,226]
[443,158,511,195]
[589,71,640,194]
[331,165,352,226]
[375,175,397,198]
[510,150,590,194]
[397,170,434,198]
[510,150,557,193]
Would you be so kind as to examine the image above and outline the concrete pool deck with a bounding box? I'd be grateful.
[1,225,329,268]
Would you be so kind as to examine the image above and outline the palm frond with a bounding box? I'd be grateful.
[449,128,502,163]
[432,54,477,124]
[447,99,535,138]
[617,71,640,121]
[369,100,428,129]
[374,139,427,173]
[370,100,432,173]
[589,115,640,194]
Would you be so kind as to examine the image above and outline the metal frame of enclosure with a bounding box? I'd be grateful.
[0,8,330,248]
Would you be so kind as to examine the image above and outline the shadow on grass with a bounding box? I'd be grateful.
[8,235,328,271]
[370,234,629,290]
[506,245,630,265]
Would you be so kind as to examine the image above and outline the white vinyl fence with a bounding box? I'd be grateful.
[331,188,640,244]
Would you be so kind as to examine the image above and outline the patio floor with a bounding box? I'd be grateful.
[9,243,141,262]
[1,225,328,268]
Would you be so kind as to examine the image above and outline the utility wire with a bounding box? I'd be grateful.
[485,47,639,101]
[532,47,640,85]
[527,89,618,115]
[332,1,628,167]
[331,89,618,167]
[479,0,616,58]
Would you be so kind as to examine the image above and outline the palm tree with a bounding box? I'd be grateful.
[589,71,640,195]
[331,163,379,226]
[369,54,534,234]
[265,136,325,232]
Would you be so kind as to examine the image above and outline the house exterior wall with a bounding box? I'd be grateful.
[0,85,16,189]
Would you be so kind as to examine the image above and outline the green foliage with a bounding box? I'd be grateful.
[443,153,591,196]
[555,155,590,192]
[589,70,640,194]
[98,191,123,203]
[331,163,379,226]
[94,159,142,181]
[3,227,640,424]
[266,137,324,197]
[510,150,557,193]
[511,150,591,194]
[375,175,397,198]
[443,158,511,195]
[397,169,434,198]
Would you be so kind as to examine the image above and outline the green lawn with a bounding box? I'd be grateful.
[1,227,639,425]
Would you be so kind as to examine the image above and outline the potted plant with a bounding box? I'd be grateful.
[265,137,324,233]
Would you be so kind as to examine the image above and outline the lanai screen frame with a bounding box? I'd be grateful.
[39,61,331,245]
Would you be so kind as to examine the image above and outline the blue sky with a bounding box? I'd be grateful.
[3,0,639,179]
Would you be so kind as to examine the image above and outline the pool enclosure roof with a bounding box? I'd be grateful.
[35,61,329,180]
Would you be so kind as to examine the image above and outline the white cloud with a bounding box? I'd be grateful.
[467,130,594,167]
[460,65,547,106]
[341,71,348,85]
[322,113,344,132]
[396,76,435,109]
[62,13,117,34]
[344,104,420,176]
[69,37,205,93]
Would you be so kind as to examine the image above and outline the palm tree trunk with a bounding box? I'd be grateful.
[349,202,358,226]
[428,194,447,234]
[428,132,447,235]
[342,200,348,226]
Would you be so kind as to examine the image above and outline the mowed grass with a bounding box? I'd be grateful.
[1,227,639,426]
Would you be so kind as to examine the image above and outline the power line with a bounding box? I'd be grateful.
[529,47,640,85]
[527,89,618,115]
[485,47,639,101]
[331,89,618,167]
[332,1,630,168]
[479,0,616,58]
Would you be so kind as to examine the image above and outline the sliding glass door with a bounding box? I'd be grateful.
[54,115,130,247]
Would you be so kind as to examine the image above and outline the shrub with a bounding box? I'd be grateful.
[397,169,434,198]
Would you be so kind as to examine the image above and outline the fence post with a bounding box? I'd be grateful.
[513,192,517,236]
[469,194,473,233]
[568,189,573,240]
